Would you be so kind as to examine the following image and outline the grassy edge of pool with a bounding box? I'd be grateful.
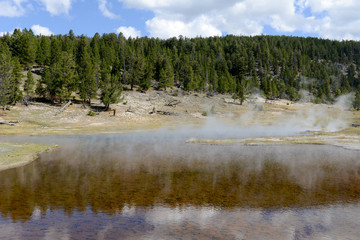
[0,143,58,172]
[186,129,360,151]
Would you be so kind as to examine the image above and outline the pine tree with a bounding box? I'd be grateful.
[128,51,145,90]
[24,70,35,99]
[100,61,122,110]
[347,64,356,88]
[237,75,246,104]
[260,75,269,97]
[11,29,36,67]
[353,92,360,110]
[77,37,97,104]
[158,68,167,90]
[36,68,50,98]
[50,37,62,65]
[63,30,75,53]
[36,36,51,66]
[8,58,23,104]
[140,61,153,91]
[90,33,101,63]
[0,42,13,109]
[49,52,76,103]
[158,59,174,90]
[179,55,194,91]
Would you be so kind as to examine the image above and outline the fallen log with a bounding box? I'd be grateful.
[0,120,22,126]
[55,100,71,116]
[156,111,173,115]
[352,123,360,127]
[165,99,181,107]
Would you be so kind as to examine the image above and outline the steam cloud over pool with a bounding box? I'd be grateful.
[1,131,360,239]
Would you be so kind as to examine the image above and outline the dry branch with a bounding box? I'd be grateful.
[165,99,181,107]
[149,108,174,115]
[156,111,174,115]
[55,100,71,116]
[0,120,22,126]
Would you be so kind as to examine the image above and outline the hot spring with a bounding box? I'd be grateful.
[1,128,360,239]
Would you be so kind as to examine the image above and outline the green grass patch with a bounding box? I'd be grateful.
[0,143,57,171]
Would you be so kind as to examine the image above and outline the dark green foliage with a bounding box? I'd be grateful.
[48,52,77,102]
[88,110,95,116]
[178,55,194,91]
[36,68,50,98]
[11,29,36,67]
[128,50,145,90]
[235,75,246,104]
[24,70,35,97]
[100,61,123,110]
[76,36,97,104]
[2,31,360,108]
[0,42,13,109]
[158,58,174,90]
[36,36,51,66]
[8,58,23,104]
[354,92,360,110]
[140,61,153,91]
[50,37,62,65]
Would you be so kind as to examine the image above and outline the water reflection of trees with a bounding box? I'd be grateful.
[1,154,360,222]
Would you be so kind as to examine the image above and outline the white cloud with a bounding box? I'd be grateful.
[219,0,303,35]
[118,0,360,40]
[31,24,53,36]
[303,0,360,40]
[116,26,141,38]
[98,0,119,19]
[0,0,25,17]
[119,0,307,38]
[146,15,222,38]
[38,0,72,15]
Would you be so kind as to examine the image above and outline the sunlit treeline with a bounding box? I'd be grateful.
[1,29,360,109]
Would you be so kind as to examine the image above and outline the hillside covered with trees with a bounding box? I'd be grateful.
[1,29,360,110]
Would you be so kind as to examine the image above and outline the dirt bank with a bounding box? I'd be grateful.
[1,90,354,133]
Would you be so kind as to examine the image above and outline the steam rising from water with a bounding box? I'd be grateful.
[289,93,355,132]
[0,93,360,239]
[38,141,360,191]
[238,93,355,133]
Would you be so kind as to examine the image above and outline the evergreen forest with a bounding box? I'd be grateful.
[1,29,360,110]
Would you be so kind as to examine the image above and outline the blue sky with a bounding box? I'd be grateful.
[1,0,360,40]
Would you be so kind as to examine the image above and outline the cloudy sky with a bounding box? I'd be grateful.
[1,0,360,40]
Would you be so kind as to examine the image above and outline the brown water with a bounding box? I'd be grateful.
[1,134,360,239]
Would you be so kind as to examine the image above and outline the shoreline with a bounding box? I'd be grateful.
[0,127,359,172]
[0,143,58,172]
[0,91,359,171]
